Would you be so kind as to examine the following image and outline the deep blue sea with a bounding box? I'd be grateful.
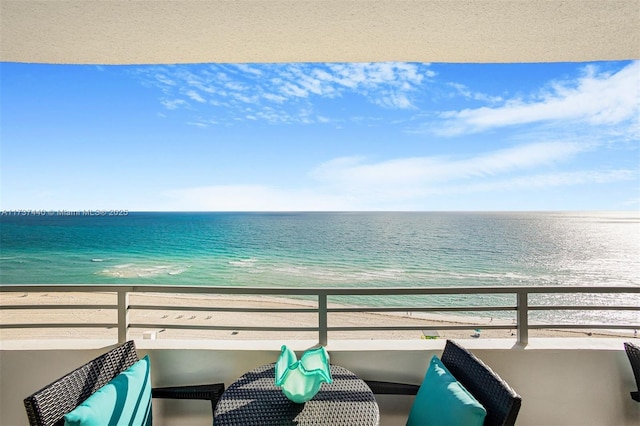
[1,211,638,323]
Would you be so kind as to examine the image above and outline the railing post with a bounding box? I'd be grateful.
[118,290,129,343]
[516,290,528,346]
[318,293,328,347]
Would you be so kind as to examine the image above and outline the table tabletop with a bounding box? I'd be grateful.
[214,363,380,425]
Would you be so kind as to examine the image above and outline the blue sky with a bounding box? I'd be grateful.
[1,61,638,211]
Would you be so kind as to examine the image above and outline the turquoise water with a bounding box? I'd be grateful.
[1,211,638,323]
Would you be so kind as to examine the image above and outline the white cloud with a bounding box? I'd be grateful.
[164,185,357,211]
[263,93,287,103]
[161,140,628,211]
[154,73,176,87]
[225,81,247,91]
[217,104,333,125]
[233,64,263,76]
[310,141,586,187]
[324,62,425,108]
[137,62,435,123]
[281,82,309,98]
[161,99,189,110]
[162,166,635,211]
[455,170,637,193]
[373,92,413,109]
[269,62,425,104]
[186,121,209,128]
[185,90,205,103]
[144,122,636,210]
[447,82,503,104]
[433,61,640,136]
[327,62,425,88]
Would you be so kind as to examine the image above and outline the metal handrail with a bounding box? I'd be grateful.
[1,284,638,346]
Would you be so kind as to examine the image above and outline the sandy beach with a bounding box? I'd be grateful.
[0,291,635,341]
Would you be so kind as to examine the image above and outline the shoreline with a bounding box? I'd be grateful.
[1,291,636,341]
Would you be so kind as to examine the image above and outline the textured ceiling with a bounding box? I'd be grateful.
[1,0,638,64]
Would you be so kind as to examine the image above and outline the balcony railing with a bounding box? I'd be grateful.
[1,284,638,346]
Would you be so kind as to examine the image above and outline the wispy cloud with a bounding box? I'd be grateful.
[136,62,435,124]
[454,169,637,193]
[160,99,189,110]
[163,140,634,211]
[430,61,640,136]
[446,82,503,104]
[306,140,637,207]
[310,141,587,187]
[164,185,358,211]
[185,90,206,103]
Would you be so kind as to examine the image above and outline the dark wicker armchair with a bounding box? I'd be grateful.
[23,340,225,426]
[365,340,522,426]
[624,341,640,402]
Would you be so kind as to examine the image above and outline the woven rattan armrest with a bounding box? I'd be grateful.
[152,382,226,412]
[364,380,419,395]
[624,341,640,402]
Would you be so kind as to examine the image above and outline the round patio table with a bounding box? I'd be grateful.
[214,363,380,425]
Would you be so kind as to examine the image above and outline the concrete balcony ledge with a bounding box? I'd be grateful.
[2,338,638,425]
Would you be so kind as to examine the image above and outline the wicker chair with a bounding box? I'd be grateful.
[23,340,225,426]
[624,341,640,402]
[365,340,522,426]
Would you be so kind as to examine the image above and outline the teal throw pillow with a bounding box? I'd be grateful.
[406,355,486,426]
[64,355,152,426]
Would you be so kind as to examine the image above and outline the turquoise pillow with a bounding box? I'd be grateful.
[406,355,486,426]
[64,355,152,426]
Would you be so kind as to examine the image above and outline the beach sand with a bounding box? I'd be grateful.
[0,291,635,341]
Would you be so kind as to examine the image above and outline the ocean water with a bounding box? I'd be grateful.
[1,211,638,324]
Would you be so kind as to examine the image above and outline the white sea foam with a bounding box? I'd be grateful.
[98,263,187,278]
[114,263,134,269]
[228,258,258,267]
[354,269,406,280]
[431,270,539,282]
[91,258,105,262]
[264,263,406,282]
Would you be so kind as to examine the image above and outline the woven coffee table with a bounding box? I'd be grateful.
[214,363,380,425]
